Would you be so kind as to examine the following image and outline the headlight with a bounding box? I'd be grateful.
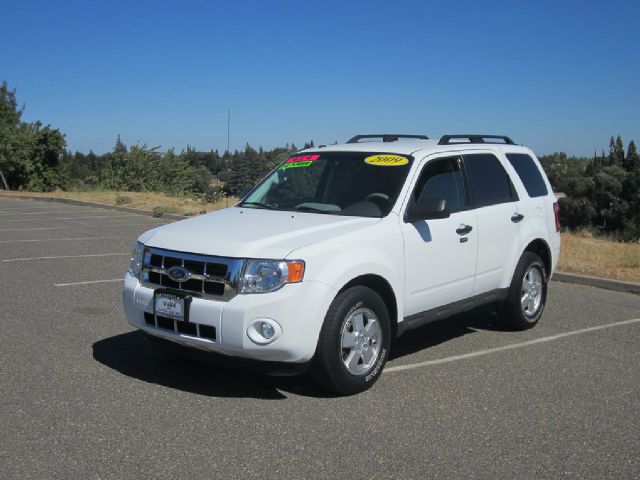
[239,259,305,294]
[128,242,144,279]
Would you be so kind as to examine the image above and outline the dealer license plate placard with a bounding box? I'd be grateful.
[154,292,185,321]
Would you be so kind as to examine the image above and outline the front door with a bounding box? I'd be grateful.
[401,155,478,317]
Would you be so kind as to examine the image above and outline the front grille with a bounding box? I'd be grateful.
[144,312,216,341]
[141,247,244,301]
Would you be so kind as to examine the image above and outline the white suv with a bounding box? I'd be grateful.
[123,134,561,395]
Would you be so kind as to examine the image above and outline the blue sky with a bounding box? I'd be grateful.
[2,0,639,156]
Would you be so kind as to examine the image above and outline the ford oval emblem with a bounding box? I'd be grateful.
[166,265,192,283]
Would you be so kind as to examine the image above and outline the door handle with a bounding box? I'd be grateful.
[456,224,473,235]
[511,213,524,223]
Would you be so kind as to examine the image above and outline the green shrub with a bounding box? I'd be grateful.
[63,178,88,192]
[202,184,226,203]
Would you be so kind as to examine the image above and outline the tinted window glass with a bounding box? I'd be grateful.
[413,157,466,213]
[506,153,548,197]
[463,153,515,207]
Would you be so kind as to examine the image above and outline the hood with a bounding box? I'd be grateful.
[142,207,379,258]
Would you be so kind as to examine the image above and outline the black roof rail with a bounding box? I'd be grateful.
[347,134,429,144]
[438,134,516,145]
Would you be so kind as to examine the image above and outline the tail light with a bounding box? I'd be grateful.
[553,202,561,232]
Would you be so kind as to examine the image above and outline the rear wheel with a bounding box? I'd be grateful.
[499,252,548,330]
[312,286,391,395]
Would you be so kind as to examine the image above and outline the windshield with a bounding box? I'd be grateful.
[239,151,413,217]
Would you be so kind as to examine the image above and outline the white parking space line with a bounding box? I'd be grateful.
[2,253,130,262]
[0,205,44,212]
[0,236,127,244]
[384,318,640,373]
[0,221,168,232]
[0,226,63,232]
[0,207,68,213]
[0,205,93,211]
[0,209,97,216]
[3,214,137,223]
[53,278,124,287]
[98,222,170,229]
[0,209,74,214]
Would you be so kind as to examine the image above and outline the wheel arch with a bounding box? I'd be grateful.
[523,238,552,277]
[338,274,399,338]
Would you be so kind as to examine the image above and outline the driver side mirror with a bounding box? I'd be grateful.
[406,196,450,222]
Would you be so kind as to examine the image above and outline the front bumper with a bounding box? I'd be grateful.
[123,273,336,363]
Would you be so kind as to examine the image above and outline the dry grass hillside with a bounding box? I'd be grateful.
[559,231,640,282]
[0,189,232,216]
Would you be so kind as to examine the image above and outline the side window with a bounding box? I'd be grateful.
[413,156,466,213]
[505,153,548,198]
[463,153,517,207]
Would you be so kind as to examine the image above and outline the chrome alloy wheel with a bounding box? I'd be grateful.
[521,266,543,318]
[340,308,381,375]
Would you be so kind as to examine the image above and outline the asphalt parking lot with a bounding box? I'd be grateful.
[1,196,639,479]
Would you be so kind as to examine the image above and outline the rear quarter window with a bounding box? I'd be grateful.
[505,153,549,198]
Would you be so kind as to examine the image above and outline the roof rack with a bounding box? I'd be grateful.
[347,134,429,144]
[438,134,515,145]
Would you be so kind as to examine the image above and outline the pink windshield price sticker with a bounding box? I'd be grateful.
[280,154,320,169]
[286,154,320,163]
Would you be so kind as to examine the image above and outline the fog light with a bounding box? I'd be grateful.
[246,318,282,345]
[259,321,275,339]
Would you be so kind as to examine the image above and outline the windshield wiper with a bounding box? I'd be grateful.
[293,205,336,214]
[239,201,278,210]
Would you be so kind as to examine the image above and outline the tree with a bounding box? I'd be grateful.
[590,164,628,230]
[538,137,638,238]
[0,80,66,191]
[625,140,639,172]
[608,136,615,165]
[24,122,66,191]
[558,197,596,228]
[619,140,640,240]
[114,134,127,155]
[615,135,625,165]
[110,134,128,173]
[609,135,625,166]
[0,81,23,189]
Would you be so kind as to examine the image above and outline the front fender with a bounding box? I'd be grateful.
[288,217,405,325]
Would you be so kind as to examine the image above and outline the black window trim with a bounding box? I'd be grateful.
[461,152,519,208]
[504,151,549,198]
[403,154,473,222]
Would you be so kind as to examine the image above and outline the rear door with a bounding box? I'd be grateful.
[401,154,478,316]
[461,151,523,295]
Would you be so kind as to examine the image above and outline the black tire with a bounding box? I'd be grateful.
[312,286,391,395]
[499,252,548,330]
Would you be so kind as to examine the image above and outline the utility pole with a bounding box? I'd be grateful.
[227,109,231,154]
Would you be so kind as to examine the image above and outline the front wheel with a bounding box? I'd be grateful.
[499,252,548,330]
[312,286,391,395]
